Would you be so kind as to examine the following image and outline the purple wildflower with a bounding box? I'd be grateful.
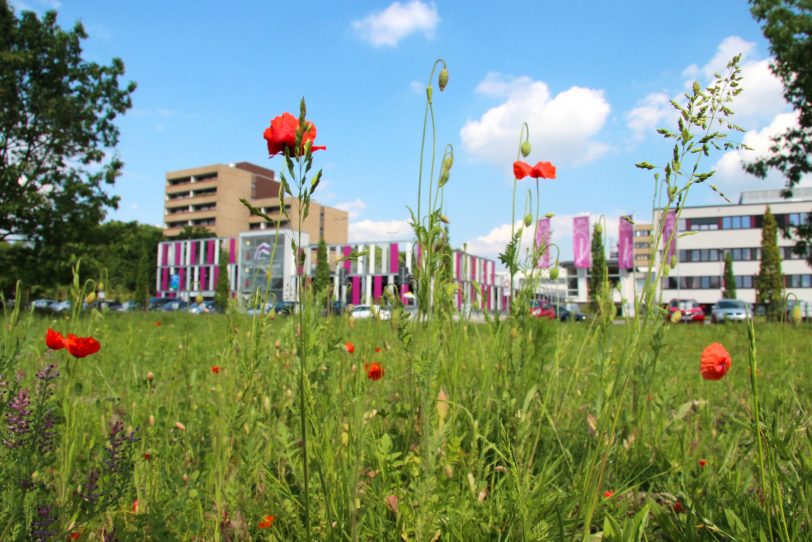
[31,504,57,542]
[4,388,31,448]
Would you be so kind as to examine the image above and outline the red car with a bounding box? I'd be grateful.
[666,299,705,323]
[530,300,556,319]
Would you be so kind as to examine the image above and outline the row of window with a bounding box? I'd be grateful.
[678,246,809,263]
[167,173,217,186]
[678,212,809,232]
[662,274,812,290]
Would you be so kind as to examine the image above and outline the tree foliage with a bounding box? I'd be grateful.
[589,223,607,313]
[215,245,230,310]
[0,220,162,299]
[722,251,737,299]
[313,238,331,297]
[173,225,215,240]
[756,207,785,320]
[746,0,812,264]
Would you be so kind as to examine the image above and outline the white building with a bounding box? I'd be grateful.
[656,188,811,307]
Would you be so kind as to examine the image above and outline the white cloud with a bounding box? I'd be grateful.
[715,111,810,189]
[349,219,413,242]
[626,92,675,142]
[460,74,611,165]
[335,198,367,219]
[352,1,439,47]
[628,36,788,141]
[474,72,533,98]
[409,80,424,94]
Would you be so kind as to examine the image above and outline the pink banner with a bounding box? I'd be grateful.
[190,241,197,266]
[535,218,551,268]
[573,216,591,269]
[200,267,208,291]
[373,276,382,301]
[229,238,236,264]
[343,246,352,272]
[389,243,399,274]
[207,240,215,264]
[662,210,676,259]
[455,252,462,280]
[351,276,361,305]
[471,256,477,281]
[618,217,633,270]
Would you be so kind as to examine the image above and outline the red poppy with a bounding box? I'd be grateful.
[530,161,556,179]
[264,112,326,157]
[374,346,382,353]
[513,160,557,180]
[132,499,139,513]
[154,321,161,327]
[70,533,80,540]
[211,365,220,374]
[699,459,707,468]
[364,362,384,381]
[64,334,101,359]
[144,453,152,460]
[45,328,66,350]
[513,161,533,179]
[258,514,275,529]
[344,342,355,354]
[673,501,684,513]
[700,343,731,380]
[603,490,614,499]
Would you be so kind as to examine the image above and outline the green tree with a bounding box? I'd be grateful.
[589,223,607,313]
[0,2,136,252]
[215,245,230,310]
[722,251,737,299]
[313,238,331,299]
[174,225,215,240]
[746,0,812,264]
[756,207,785,320]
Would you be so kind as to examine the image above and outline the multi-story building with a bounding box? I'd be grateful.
[655,188,811,307]
[163,161,348,244]
[633,223,653,268]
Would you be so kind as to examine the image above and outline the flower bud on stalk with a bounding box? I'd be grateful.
[670,255,677,268]
[521,141,531,158]
[523,214,533,228]
[550,264,560,281]
[438,68,449,91]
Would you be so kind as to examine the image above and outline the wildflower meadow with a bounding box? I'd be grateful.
[2,59,812,542]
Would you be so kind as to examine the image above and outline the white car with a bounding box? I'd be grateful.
[349,304,391,320]
[711,299,752,323]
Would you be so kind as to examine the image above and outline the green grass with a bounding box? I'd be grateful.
[1,310,811,541]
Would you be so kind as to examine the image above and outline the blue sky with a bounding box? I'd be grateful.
[11,0,803,261]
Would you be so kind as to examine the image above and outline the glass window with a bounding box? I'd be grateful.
[722,217,731,229]
[709,249,719,261]
[678,219,687,232]
[802,275,811,288]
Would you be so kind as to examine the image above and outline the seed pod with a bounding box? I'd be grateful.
[520,141,531,158]
[438,68,449,91]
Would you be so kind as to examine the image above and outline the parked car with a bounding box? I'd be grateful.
[116,301,142,312]
[246,300,295,316]
[160,299,189,312]
[189,300,217,314]
[556,305,586,322]
[786,299,812,322]
[50,300,72,314]
[666,299,705,323]
[530,300,556,320]
[31,299,55,313]
[349,304,392,320]
[148,297,173,311]
[711,299,751,323]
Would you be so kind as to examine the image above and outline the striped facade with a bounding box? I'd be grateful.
[156,232,506,312]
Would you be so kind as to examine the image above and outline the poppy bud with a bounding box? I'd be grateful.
[426,86,433,102]
[595,223,603,235]
[438,170,450,188]
[442,154,453,172]
[791,304,802,324]
[545,212,554,219]
[195,294,203,304]
[440,214,450,225]
[146,371,154,382]
[438,68,448,91]
[148,414,155,427]
[670,255,677,268]
[98,282,104,291]
[668,185,676,200]
[85,292,96,304]
[520,141,531,157]
[670,310,682,323]
[523,214,533,228]
[549,265,560,281]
